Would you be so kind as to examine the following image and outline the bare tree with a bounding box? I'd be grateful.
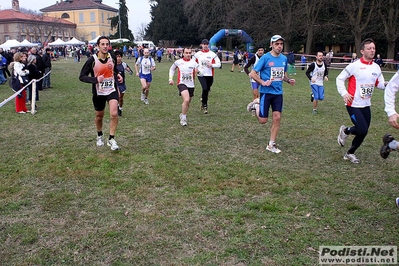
[334,0,376,56]
[16,12,76,44]
[135,23,147,41]
[376,0,399,59]
[298,0,329,54]
[265,0,298,52]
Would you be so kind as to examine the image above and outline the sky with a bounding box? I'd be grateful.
[0,0,151,36]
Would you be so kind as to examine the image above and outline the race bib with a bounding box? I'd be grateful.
[270,67,284,81]
[97,77,116,96]
[359,84,374,99]
[181,72,193,82]
[200,60,209,68]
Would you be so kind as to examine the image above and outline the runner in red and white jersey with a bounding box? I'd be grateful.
[336,38,387,163]
[169,47,199,126]
[193,39,221,114]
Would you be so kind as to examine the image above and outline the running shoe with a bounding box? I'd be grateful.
[312,109,317,114]
[96,136,104,147]
[179,113,187,126]
[396,197,399,209]
[343,153,360,163]
[246,98,259,113]
[144,98,149,105]
[203,106,208,114]
[107,138,120,150]
[337,125,348,147]
[380,133,394,159]
[266,143,281,153]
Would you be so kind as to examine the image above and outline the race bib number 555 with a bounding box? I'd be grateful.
[270,67,284,81]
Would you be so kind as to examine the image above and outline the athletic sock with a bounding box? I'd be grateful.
[97,131,103,137]
[109,135,114,140]
[389,140,398,150]
[268,141,275,146]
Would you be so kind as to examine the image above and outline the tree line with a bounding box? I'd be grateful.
[143,0,399,59]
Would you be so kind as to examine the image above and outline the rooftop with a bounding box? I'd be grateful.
[40,0,118,13]
[0,9,76,26]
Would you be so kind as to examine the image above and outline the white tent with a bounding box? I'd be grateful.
[48,38,67,46]
[110,38,131,44]
[20,39,37,47]
[0,39,21,50]
[88,35,101,44]
[65,37,85,45]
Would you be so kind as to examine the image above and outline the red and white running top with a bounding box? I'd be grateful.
[193,49,221,77]
[336,58,385,107]
[169,58,199,88]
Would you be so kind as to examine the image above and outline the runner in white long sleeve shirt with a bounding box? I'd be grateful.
[168,48,199,126]
[379,71,399,159]
[193,39,221,114]
[336,38,386,163]
[378,70,399,209]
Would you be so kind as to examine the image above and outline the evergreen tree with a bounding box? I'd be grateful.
[146,0,198,46]
[109,0,134,41]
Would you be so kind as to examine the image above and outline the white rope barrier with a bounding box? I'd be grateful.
[0,71,50,114]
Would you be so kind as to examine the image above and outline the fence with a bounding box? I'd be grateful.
[0,71,50,114]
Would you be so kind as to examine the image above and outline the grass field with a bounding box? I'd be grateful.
[0,55,398,266]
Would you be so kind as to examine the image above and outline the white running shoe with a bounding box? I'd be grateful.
[96,136,104,147]
[141,92,145,101]
[179,113,187,126]
[266,143,281,153]
[343,153,360,163]
[144,98,149,105]
[247,98,259,113]
[107,138,120,150]
[337,125,348,147]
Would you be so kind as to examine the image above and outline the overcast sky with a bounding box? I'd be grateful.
[0,0,151,35]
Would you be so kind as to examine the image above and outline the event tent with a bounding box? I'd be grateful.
[0,39,21,50]
[65,37,85,45]
[19,39,37,47]
[110,38,131,44]
[88,35,101,44]
[48,38,67,46]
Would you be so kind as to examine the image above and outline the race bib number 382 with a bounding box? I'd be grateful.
[360,84,374,99]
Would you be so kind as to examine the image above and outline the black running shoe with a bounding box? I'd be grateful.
[380,133,394,159]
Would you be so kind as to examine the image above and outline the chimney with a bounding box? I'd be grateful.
[12,0,20,12]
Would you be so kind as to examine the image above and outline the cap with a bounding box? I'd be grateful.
[270,35,284,43]
[201,39,209,44]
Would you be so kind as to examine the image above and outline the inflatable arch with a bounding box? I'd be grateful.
[209,29,254,53]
